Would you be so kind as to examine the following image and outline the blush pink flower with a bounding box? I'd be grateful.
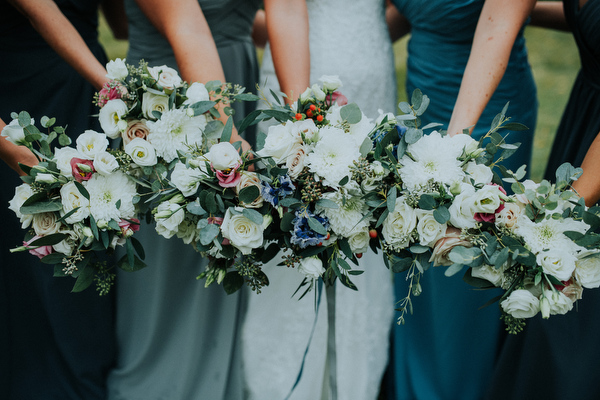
[97,81,128,108]
[119,218,141,237]
[70,158,96,183]
[327,91,348,106]
[215,166,242,188]
[24,236,54,259]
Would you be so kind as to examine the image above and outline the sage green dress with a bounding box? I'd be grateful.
[107,1,260,399]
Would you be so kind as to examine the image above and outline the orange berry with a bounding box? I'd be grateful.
[306,109,313,117]
[356,253,363,259]
[295,113,303,120]
[326,233,330,240]
[316,115,324,122]
[369,229,378,238]
[309,104,317,111]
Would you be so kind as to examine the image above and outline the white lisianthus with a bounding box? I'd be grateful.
[299,87,313,103]
[93,151,119,175]
[105,58,128,80]
[1,118,32,145]
[306,126,360,188]
[235,172,263,208]
[52,228,79,256]
[170,162,203,197]
[574,250,600,288]
[147,108,204,162]
[9,183,34,228]
[207,142,242,170]
[220,207,266,255]
[298,256,326,279]
[415,209,447,247]
[448,184,477,229]
[495,202,524,231]
[382,197,417,251]
[348,228,371,253]
[501,289,540,319]
[53,146,82,177]
[125,137,157,166]
[184,82,210,105]
[60,181,91,224]
[447,133,481,159]
[399,131,464,191]
[543,290,574,317]
[35,173,58,184]
[176,219,198,245]
[141,92,169,119]
[99,99,128,139]
[257,122,298,164]
[316,188,369,237]
[290,118,319,143]
[469,184,504,215]
[471,264,505,287]
[326,104,374,146]
[311,83,326,101]
[537,249,577,282]
[319,75,342,92]
[32,212,62,236]
[76,130,109,159]
[87,171,137,222]
[464,162,494,185]
[154,201,185,239]
[147,65,182,90]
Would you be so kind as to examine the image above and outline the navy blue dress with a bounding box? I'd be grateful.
[0,1,115,398]
[487,1,600,399]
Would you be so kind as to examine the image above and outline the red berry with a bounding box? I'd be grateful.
[326,233,330,240]
[295,113,303,120]
[316,115,324,122]
[317,242,323,247]
[309,104,317,111]
[369,229,378,238]
[356,253,363,259]
[306,109,313,118]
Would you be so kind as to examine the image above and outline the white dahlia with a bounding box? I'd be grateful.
[147,108,205,162]
[86,171,137,223]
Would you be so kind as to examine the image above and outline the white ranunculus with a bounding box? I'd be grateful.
[495,202,524,231]
[76,130,109,159]
[382,197,417,251]
[125,137,157,167]
[448,184,477,229]
[220,207,266,255]
[142,92,169,120]
[1,118,32,145]
[575,250,600,288]
[207,142,242,170]
[53,146,82,177]
[105,58,128,80]
[146,108,204,162]
[469,184,504,215]
[60,181,91,224]
[147,65,182,90]
[170,162,203,197]
[87,171,137,223]
[298,256,326,279]
[464,162,493,185]
[154,201,185,239]
[257,122,297,164]
[501,289,540,319]
[32,212,62,236]
[537,249,577,282]
[93,151,119,175]
[99,99,128,139]
[9,183,34,228]
[348,228,371,254]
[184,82,210,105]
[319,75,342,92]
[544,289,574,316]
[471,264,504,287]
[415,209,447,247]
[235,171,263,208]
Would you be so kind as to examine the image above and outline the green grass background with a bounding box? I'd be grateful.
[99,23,580,182]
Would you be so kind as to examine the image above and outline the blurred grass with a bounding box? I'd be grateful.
[99,20,579,182]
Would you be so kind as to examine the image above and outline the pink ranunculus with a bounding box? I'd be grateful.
[327,90,348,106]
[24,236,54,259]
[474,203,505,223]
[97,81,128,108]
[216,167,242,188]
[70,158,95,183]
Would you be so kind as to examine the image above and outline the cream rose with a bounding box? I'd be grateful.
[500,289,540,319]
[125,137,158,167]
[298,256,326,279]
[429,227,473,267]
[382,197,417,251]
[257,122,297,164]
[574,250,600,288]
[105,58,128,80]
[148,65,182,89]
[142,92,169,119]
[235,172,263,208]
[348,228,371,254]
[9,183,34,228]
[60,181,91,224]
[32,212,62,236]
[220,207,266,255]
[171,162,203,197]
[495,202,523,231]
[416,209,447,247]
[122,119,150,145]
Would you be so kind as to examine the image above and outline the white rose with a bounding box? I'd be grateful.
[32,212,62,236]
[311,84,326,101]
[147,65,182,90]
[105,58,128,80]
[495,202,524,231]
[208,142,242,170]
[471,264,504,287]
[52,228,78,256]
[447,133,480,158]
[470,184,504,214]
[53,147,82,177]
[290,118,319,143]
[142,92,169,119]
[416,209,447,247]
[125,137,158,167]
[318,75,342,92]
[155,201,185,239]
[448,184,477,229]
[257,122,297,164]
[348,228,370,253]
[171,162,203,197]
[8,183,34,228]
[1,118,32,145]
[382,197,417,250]
[99,99,128,139]
[60,181,91,224]
[76,130,109,159]
[429,227,473,267]
[501,289,540,319]
[184,82,210,105]
[543,290,574,316]
[537,249,577,282]
[93,151,119,175]
[298,256,326,279]
[285,143,308,180]
[464,162,493,185]
[220,207,265,255]
[574,250,600,288]
[235,172,263,208]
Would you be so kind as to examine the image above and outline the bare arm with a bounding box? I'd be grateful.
[101,0,128,40]
[252,9,268,49]
[572,131,600,206]
[0,119,39,176]
[447,0,536,136]
[386,1,411,42]
[8,0,110,90]
[263,0,310,102]
[530,1,569,31]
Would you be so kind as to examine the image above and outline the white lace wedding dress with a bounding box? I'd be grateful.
[241,1,397,399]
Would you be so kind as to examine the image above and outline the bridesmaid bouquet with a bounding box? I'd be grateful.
[4,112,143,294]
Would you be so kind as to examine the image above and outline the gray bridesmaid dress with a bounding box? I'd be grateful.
[107,1,260,399]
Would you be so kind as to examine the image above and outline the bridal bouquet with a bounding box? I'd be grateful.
[4,113,142,294]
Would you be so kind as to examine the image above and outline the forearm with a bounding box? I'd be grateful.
[530,1,569,31]
[252,9,267,49]
[572,131,600,206]
[101,0,128,40]
[447,0,536,136]
[9,0,109,90]
[386,1,410,42]
[264,0,310,103]
[0,122,38,176]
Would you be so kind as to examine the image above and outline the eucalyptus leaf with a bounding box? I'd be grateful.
[433,206,451,224]
[405,128,422,144]
[239,185,260,204]
[221,117,234,143]
[387,186,397,213]
[340,103,362,124]
[316,199,339,209]
[199,223,221,245]
[242,208,264,226]
[307,217,327,235]
[444,263,464,277]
